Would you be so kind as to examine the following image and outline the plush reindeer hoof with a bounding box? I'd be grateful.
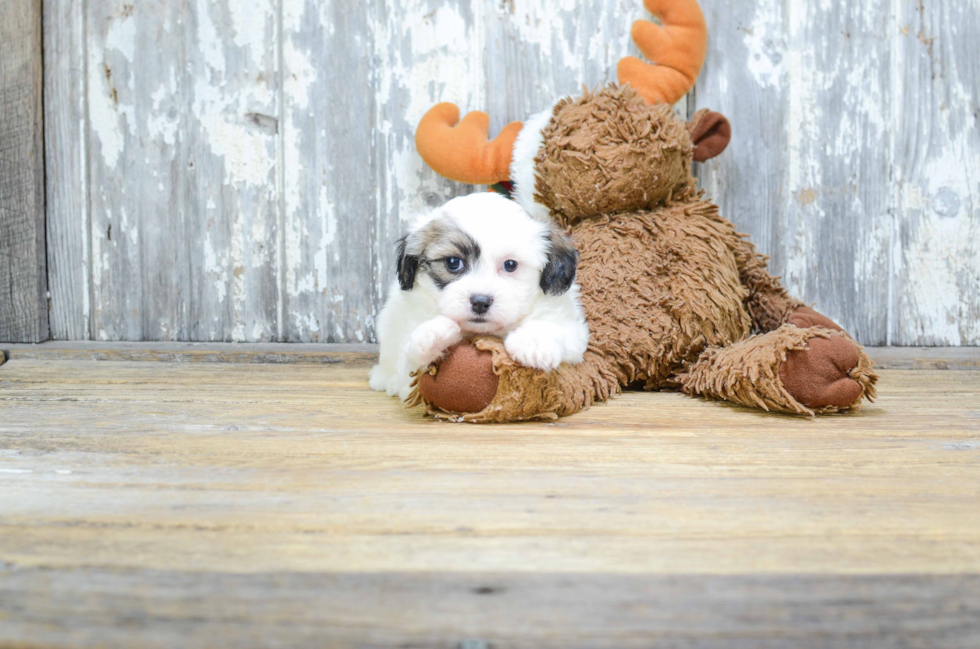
[787,306,846,334]
[418,342,499,414]
[779,335,865,409]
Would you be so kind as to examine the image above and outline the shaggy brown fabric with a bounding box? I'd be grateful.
[534,85,694,227]
[572,200,753,389]
[680,324,877,416]
[412,338,618,423]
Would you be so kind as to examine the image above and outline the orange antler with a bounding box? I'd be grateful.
[617,0,708,105]
[415,103,524,185]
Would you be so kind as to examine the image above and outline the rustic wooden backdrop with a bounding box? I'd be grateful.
[36,0,979,345]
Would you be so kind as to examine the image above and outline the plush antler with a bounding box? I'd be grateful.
[415,103,524,185]
[617,0,708,105]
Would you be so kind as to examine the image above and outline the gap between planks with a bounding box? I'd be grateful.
[0,342,978,370]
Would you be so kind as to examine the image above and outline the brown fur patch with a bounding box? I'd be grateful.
[679,324,877,416]
[415,338,619,423]
[534,85,694,227]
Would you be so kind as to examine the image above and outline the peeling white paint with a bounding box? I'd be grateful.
[104,12,136,63]
[228,1,270,58]
[195,0,226,77]
[283,40,318,111]
[192,78,275,187]
[52,0,980,345]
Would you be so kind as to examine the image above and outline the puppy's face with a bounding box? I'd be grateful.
[396,193,578,335]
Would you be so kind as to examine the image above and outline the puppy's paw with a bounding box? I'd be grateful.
[408,316,462,368]
[505,325,564,371]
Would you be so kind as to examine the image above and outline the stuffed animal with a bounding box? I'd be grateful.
[406,0,878,422]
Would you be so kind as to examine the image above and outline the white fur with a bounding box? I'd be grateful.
[509,103,559,223]
[370,193,590,402]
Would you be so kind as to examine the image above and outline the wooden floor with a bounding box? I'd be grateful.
[1,346,979,648]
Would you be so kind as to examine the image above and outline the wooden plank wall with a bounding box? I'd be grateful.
[0,0,48,343]
[695,0,980,346]
[42,0,979,345]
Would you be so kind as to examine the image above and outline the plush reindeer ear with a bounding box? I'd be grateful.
[395,235,420,291]
[688,109,731,162]
[540,228,579,296]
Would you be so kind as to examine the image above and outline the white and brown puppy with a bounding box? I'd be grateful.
[370,193,590,401]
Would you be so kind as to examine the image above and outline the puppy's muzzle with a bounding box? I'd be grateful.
[470,294,493,316]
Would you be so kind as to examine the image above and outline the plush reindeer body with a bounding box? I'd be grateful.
[407,2,877,421]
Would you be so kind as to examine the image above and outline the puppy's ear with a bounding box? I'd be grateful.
[540,228,579,296]
[396,235,420,291]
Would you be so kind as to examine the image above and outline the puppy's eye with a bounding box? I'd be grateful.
[503,260,518,273]
[445,257,464,273]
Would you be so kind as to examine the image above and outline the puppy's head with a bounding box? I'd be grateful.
[396,193,578,335]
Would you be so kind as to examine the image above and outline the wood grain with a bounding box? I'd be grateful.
[696,0,979,346]
[280,0,379,342]
[0,341,378,364]
[43,0,89,341]
[0,0,47,343]
[0,359,978,645]
[76,0,281,342]
[2,341,979,370]
[2,570,977,648]
[42,0,980,345]
[892,0,980,345]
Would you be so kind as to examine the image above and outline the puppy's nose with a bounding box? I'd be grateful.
[470,294,493,315]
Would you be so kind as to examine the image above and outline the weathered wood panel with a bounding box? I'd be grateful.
[891,0,980,346]
[0,0,47,343]
[696,0,978,345]
[44,0,89,341]
[74,0,280,342]
[279,0,381,342]
[43,0,980,344]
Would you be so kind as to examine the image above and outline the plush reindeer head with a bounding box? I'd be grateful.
[414,0,731,226]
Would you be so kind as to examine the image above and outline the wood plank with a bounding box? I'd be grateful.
[2,570,977,648]
[279,0,378,342]
[0,361,978,576]
[870,346,980,371]
[892,0,980,345]
[0,341,377,364]
[0,359,979,645]
[2,341,979,369]
[83,0,280,342]
[44,0,90,341]
[0,0,47,343]
[36,0,980,346]
[695,0,892,345]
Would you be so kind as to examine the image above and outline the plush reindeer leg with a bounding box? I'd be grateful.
[407,338,618,423]
[678,324,877,415]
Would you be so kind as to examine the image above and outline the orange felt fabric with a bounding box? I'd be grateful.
[415,103,524,185]
[617,0,708,105]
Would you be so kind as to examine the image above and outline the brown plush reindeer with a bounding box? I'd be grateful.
[407,0,877,421]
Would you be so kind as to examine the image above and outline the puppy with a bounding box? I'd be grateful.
[370,193,590,401]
